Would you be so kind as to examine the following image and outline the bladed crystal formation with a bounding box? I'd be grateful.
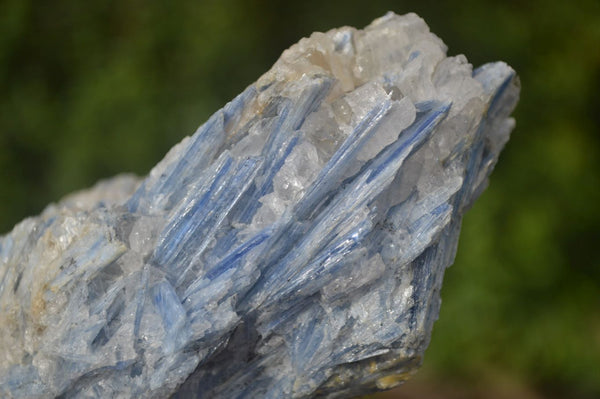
[0,12,519,398]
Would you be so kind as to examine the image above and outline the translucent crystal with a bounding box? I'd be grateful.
[0,12,519,398]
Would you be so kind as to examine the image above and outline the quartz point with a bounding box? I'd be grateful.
[0,12,519,398]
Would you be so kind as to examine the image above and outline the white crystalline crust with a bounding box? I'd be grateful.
[0,12,519,398]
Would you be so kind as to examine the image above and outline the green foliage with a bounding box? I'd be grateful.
[1,1,598,396]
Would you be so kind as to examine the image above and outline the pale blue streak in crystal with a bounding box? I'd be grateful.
[234,78,332,224]
[367,101,450,184]
[152,281,187,353]
[152,153,235,267]
[294,99,393,220]
[153,155,263,287]
[204,229,272,281]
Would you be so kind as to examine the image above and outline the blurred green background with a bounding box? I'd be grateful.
[1,0,599,398]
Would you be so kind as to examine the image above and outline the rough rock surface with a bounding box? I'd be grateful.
[0,12,519,398]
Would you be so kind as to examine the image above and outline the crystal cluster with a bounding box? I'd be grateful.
[0,12,519,398]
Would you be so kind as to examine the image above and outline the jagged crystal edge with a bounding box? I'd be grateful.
[0,12,519,398]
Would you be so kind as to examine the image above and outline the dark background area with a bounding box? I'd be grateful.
[1,1,599,398]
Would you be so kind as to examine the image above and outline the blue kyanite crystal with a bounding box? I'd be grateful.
[0,12,519,398]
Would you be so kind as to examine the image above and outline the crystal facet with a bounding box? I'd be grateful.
[0,12,519,398]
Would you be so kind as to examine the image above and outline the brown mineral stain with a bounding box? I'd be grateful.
[31,285,46,320]
[376,372,412,390]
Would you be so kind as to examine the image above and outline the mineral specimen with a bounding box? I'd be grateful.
[0,12,519,398]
